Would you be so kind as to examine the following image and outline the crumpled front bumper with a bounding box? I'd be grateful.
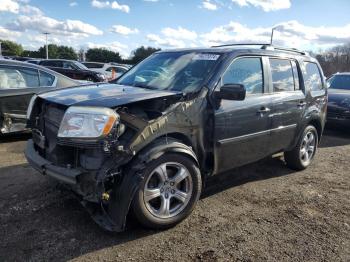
[25,139,83,185]
[25,139,142,232]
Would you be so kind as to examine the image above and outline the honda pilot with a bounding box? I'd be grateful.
[25,45,327,232]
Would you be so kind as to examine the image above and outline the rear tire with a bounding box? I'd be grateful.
[284,125,318,170]
[132,153,201,230]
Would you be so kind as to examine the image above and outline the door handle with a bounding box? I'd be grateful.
[257,107,271,114]
[298,101,307,108]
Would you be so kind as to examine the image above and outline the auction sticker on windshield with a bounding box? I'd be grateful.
[193,54,220,61]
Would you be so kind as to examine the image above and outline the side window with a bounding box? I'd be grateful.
[0,67,39,89]
[63,62,75,69]
[42,61,61,67]
[118,67,127,74]
[269,59,295,92]
[223,57,263,94]
[304,62,323,91]
[39,71,56,86]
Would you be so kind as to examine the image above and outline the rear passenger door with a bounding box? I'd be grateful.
[268,58,306,153]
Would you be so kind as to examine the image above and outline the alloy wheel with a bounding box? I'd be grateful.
[299,130,317,165]
[143,162,193,219]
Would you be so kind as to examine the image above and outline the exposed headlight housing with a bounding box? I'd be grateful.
[26,94,38,119]
[58,107,119,139]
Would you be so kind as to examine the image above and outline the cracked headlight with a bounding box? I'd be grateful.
[58,106,119,138]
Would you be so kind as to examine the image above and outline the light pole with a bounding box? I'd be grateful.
[0,41,2,57]
[43,32,50,59]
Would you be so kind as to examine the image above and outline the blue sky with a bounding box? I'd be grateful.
[0,0,350,58]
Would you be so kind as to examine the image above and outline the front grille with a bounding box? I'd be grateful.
[34,102,79,167]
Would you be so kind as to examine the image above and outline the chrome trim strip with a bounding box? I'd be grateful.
[217,124,297,145]
[3,113,27,119]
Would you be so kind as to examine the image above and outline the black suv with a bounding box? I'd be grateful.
[25,45,327,232]
[39,59,106,82]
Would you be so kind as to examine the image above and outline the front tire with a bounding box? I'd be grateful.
[132,153,202,230]
[284,125,318,170]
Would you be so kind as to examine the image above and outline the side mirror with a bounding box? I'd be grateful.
[214,84,246,101]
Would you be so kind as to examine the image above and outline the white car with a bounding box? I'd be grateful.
[82,62,129,80]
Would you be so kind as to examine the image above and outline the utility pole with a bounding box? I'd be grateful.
[43,32,50,59]
[0,41,2,57]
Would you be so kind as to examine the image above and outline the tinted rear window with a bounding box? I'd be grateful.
[328,75,350,90]
[84,63,104,68]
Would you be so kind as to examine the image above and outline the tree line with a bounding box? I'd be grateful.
[0,39,160,64]
[1,39,350,73]
[309,43,350,77]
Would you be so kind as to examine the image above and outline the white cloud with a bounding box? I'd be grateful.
[69,2,78,7]
[0,0,19,13]
[201,0,218,11]
[19,5,43,15]
[200,20,350,49]
[0,26,21,40]
[0,0,43,15]
[7,15,103,38]
[161,27,197,41]
[147,34,186,48]
[143,0,159,2]
[111,25,139,35]
[91,0,130,13]
[146,26,197,48]
[231,0,291,12]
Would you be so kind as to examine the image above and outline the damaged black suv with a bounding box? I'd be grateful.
[25,44,327,232]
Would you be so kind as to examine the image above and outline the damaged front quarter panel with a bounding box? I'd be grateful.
[92,88,211,232]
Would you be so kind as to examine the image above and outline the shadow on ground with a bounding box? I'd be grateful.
[0,155,296,261]
[0,133,31,143]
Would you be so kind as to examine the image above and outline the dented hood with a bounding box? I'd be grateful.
[38,83,182,108]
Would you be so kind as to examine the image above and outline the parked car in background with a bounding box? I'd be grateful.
[26,59,42,65]
[39,59,106,82]
[0,59,79,134]
[327,72,350,127]
[82,62,129,80]
[25,45,327,232]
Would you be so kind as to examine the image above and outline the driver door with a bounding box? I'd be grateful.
[213,56,273,174]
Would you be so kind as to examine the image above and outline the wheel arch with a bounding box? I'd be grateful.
[308,118,323,143]
[134,135,199,167]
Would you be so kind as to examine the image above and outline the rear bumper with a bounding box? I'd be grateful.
[25,139,82,185]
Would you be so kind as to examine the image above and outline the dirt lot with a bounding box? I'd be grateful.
[0,129,349,262]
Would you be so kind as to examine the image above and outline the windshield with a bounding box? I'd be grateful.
[74,61,88,70]
[117,52,221,92]
[328,75,350,90]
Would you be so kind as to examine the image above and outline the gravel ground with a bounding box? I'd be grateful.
[0,129,349,262]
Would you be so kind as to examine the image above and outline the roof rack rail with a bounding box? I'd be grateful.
[211,43,307,55]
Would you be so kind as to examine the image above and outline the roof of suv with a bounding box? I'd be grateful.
[156,44,314,60]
